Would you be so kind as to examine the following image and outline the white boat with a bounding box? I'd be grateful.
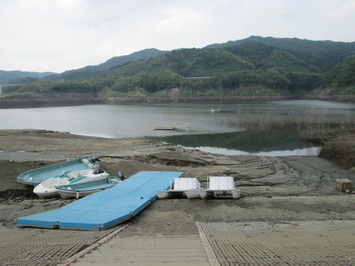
[33,167,109,198]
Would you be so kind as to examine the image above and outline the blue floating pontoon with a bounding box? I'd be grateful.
[17,171,183,230]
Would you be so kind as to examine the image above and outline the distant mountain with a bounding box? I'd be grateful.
[3,36,355,102]
[97,37,355,95]
[207,36,355,52]
[206,36,355,71]
[0,70,54,84]
[104,42,313,78]
[95,48,167,71]
[44,48,167,82]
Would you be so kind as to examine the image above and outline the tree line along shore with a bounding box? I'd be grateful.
[1,94,355,109]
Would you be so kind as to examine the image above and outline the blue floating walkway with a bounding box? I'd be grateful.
[17,171,183,230]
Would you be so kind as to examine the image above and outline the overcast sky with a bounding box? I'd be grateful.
[0,0,354,73]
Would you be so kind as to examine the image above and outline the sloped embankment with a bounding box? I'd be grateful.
[317,130,355,171]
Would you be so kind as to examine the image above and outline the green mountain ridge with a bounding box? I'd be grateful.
[43,48,167,82]
[1,36,355,102]
[207,36,355,72]
[0,70,54,84]
[98,39,354,96]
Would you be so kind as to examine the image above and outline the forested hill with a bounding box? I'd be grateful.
[2,36,355,103]
[96,37,355,97]
[43,48,167,82]
[0,70,53,84]
[207,36,355,72]
[208,36,355,56]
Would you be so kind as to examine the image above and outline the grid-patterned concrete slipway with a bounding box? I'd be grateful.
[1,221,354,265]
[196,220,355,265]
[0,226,117,266]
[68,220,355,265]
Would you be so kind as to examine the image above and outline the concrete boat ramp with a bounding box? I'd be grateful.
[66,221,355,265]
[17,171,183,230]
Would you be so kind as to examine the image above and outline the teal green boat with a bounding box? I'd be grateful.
[56,176,123,199]
[17,156,101,186]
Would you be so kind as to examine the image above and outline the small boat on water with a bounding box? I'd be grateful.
[17,156,101,186]
[209,108,221,113]
[33,167,109,198]
[154,126,176,130]
[56,176,123,199]
[154,122,176,130]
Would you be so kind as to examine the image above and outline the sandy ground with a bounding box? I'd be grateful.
[0,129,354,265]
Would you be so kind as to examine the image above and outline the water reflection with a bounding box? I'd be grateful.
[196,146,321,156]
[0,100,353,156]
[151,128,320,156]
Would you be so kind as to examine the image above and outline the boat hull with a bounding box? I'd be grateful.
[58,187,108,199]
[185,190,201,199]
[154,127,175,130]
[33,186,60,199]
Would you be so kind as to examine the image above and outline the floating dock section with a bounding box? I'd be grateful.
[17,171,183,230]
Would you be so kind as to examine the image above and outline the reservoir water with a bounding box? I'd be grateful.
[1,100,354,156]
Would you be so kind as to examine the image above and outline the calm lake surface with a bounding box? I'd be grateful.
[1,100,355,156]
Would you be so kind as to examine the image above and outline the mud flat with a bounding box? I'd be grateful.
[0,129,354,265]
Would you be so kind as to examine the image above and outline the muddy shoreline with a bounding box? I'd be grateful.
[0,129,354,224]
[0,129,354,265]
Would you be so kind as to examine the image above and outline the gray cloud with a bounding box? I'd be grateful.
[0,0,354,72]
